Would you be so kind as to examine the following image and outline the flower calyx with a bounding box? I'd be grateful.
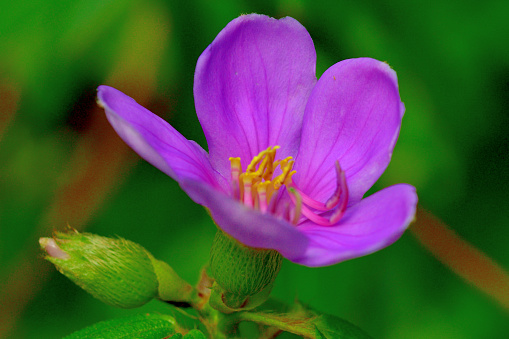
[209,230,282,312]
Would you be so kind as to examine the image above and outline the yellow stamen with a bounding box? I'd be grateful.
[256,181,272,213]
[229,157,242,182]
[229,157,242,199]
[241,173,254,207]
[228,148,349,226]
[229,146,295,214]
[273,158,296,189]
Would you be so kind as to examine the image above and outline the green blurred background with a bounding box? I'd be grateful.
[1,0,508,338]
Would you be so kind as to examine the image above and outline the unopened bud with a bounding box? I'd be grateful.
[40,230,194,308]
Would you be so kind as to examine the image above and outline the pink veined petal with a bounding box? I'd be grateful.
[293,184,417,267]
[294,58,405,205]
[180,178,309,260]
[97,85,227,193]
[194,14,317,178]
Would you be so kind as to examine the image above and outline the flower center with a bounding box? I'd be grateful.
[229,146,295,213]
[229,146,349,226]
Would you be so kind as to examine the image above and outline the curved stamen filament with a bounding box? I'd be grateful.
[273,157,296,189]
[287,161,349,226]
[287,188,302,225]
[289,162,346,211]
[287,190,330,226]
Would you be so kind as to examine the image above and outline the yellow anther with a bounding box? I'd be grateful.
[261,157,276,180]
[229,147,347,226]
[284,170,297,186]
[230,146,296,214]
[229,157,242,180]
[252,156,270,177]
[229,157,241,167]
[278,156,293,169]
[257,181,272,191]
[257,181,274,203]
[241,173,254,207]
[273,159,295,189]
[229,157,242,199]
[247,146,277,173]
[246,153,263,173]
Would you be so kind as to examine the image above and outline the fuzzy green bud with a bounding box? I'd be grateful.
[209,230,282,311]
[40,231,194,308]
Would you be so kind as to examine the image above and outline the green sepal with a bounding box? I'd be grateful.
[62,313,177,339]
[209,230,282,311]
[149,255,195,303]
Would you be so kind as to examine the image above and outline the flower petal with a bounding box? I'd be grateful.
[294,58,405,204]
[293,184,417,267]
[97,85,227,192]
[180,178,308,260]
[194,14,317,178]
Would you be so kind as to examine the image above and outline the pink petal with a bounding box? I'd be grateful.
[194,14,317,178]
[294,184,417,267]
[294,58,405,204]
[180,178,308,260]
[98,85,227,192]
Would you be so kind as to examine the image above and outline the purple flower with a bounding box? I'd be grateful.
[97,14,417,267]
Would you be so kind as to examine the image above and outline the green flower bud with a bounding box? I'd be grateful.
[209,230,282,311]
[40,231,194,308]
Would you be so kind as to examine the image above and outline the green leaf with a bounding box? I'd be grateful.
[63,313,176,339]
[183,329,207,338]
[227,301,371,338]
[313,313,373,339]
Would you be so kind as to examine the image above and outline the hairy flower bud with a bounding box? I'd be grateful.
[40,231,194,308]
[209,230,282,311]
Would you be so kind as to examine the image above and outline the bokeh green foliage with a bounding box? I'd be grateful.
[1,0,508,338]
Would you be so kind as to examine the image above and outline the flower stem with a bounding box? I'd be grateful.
[412,206,509,311]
